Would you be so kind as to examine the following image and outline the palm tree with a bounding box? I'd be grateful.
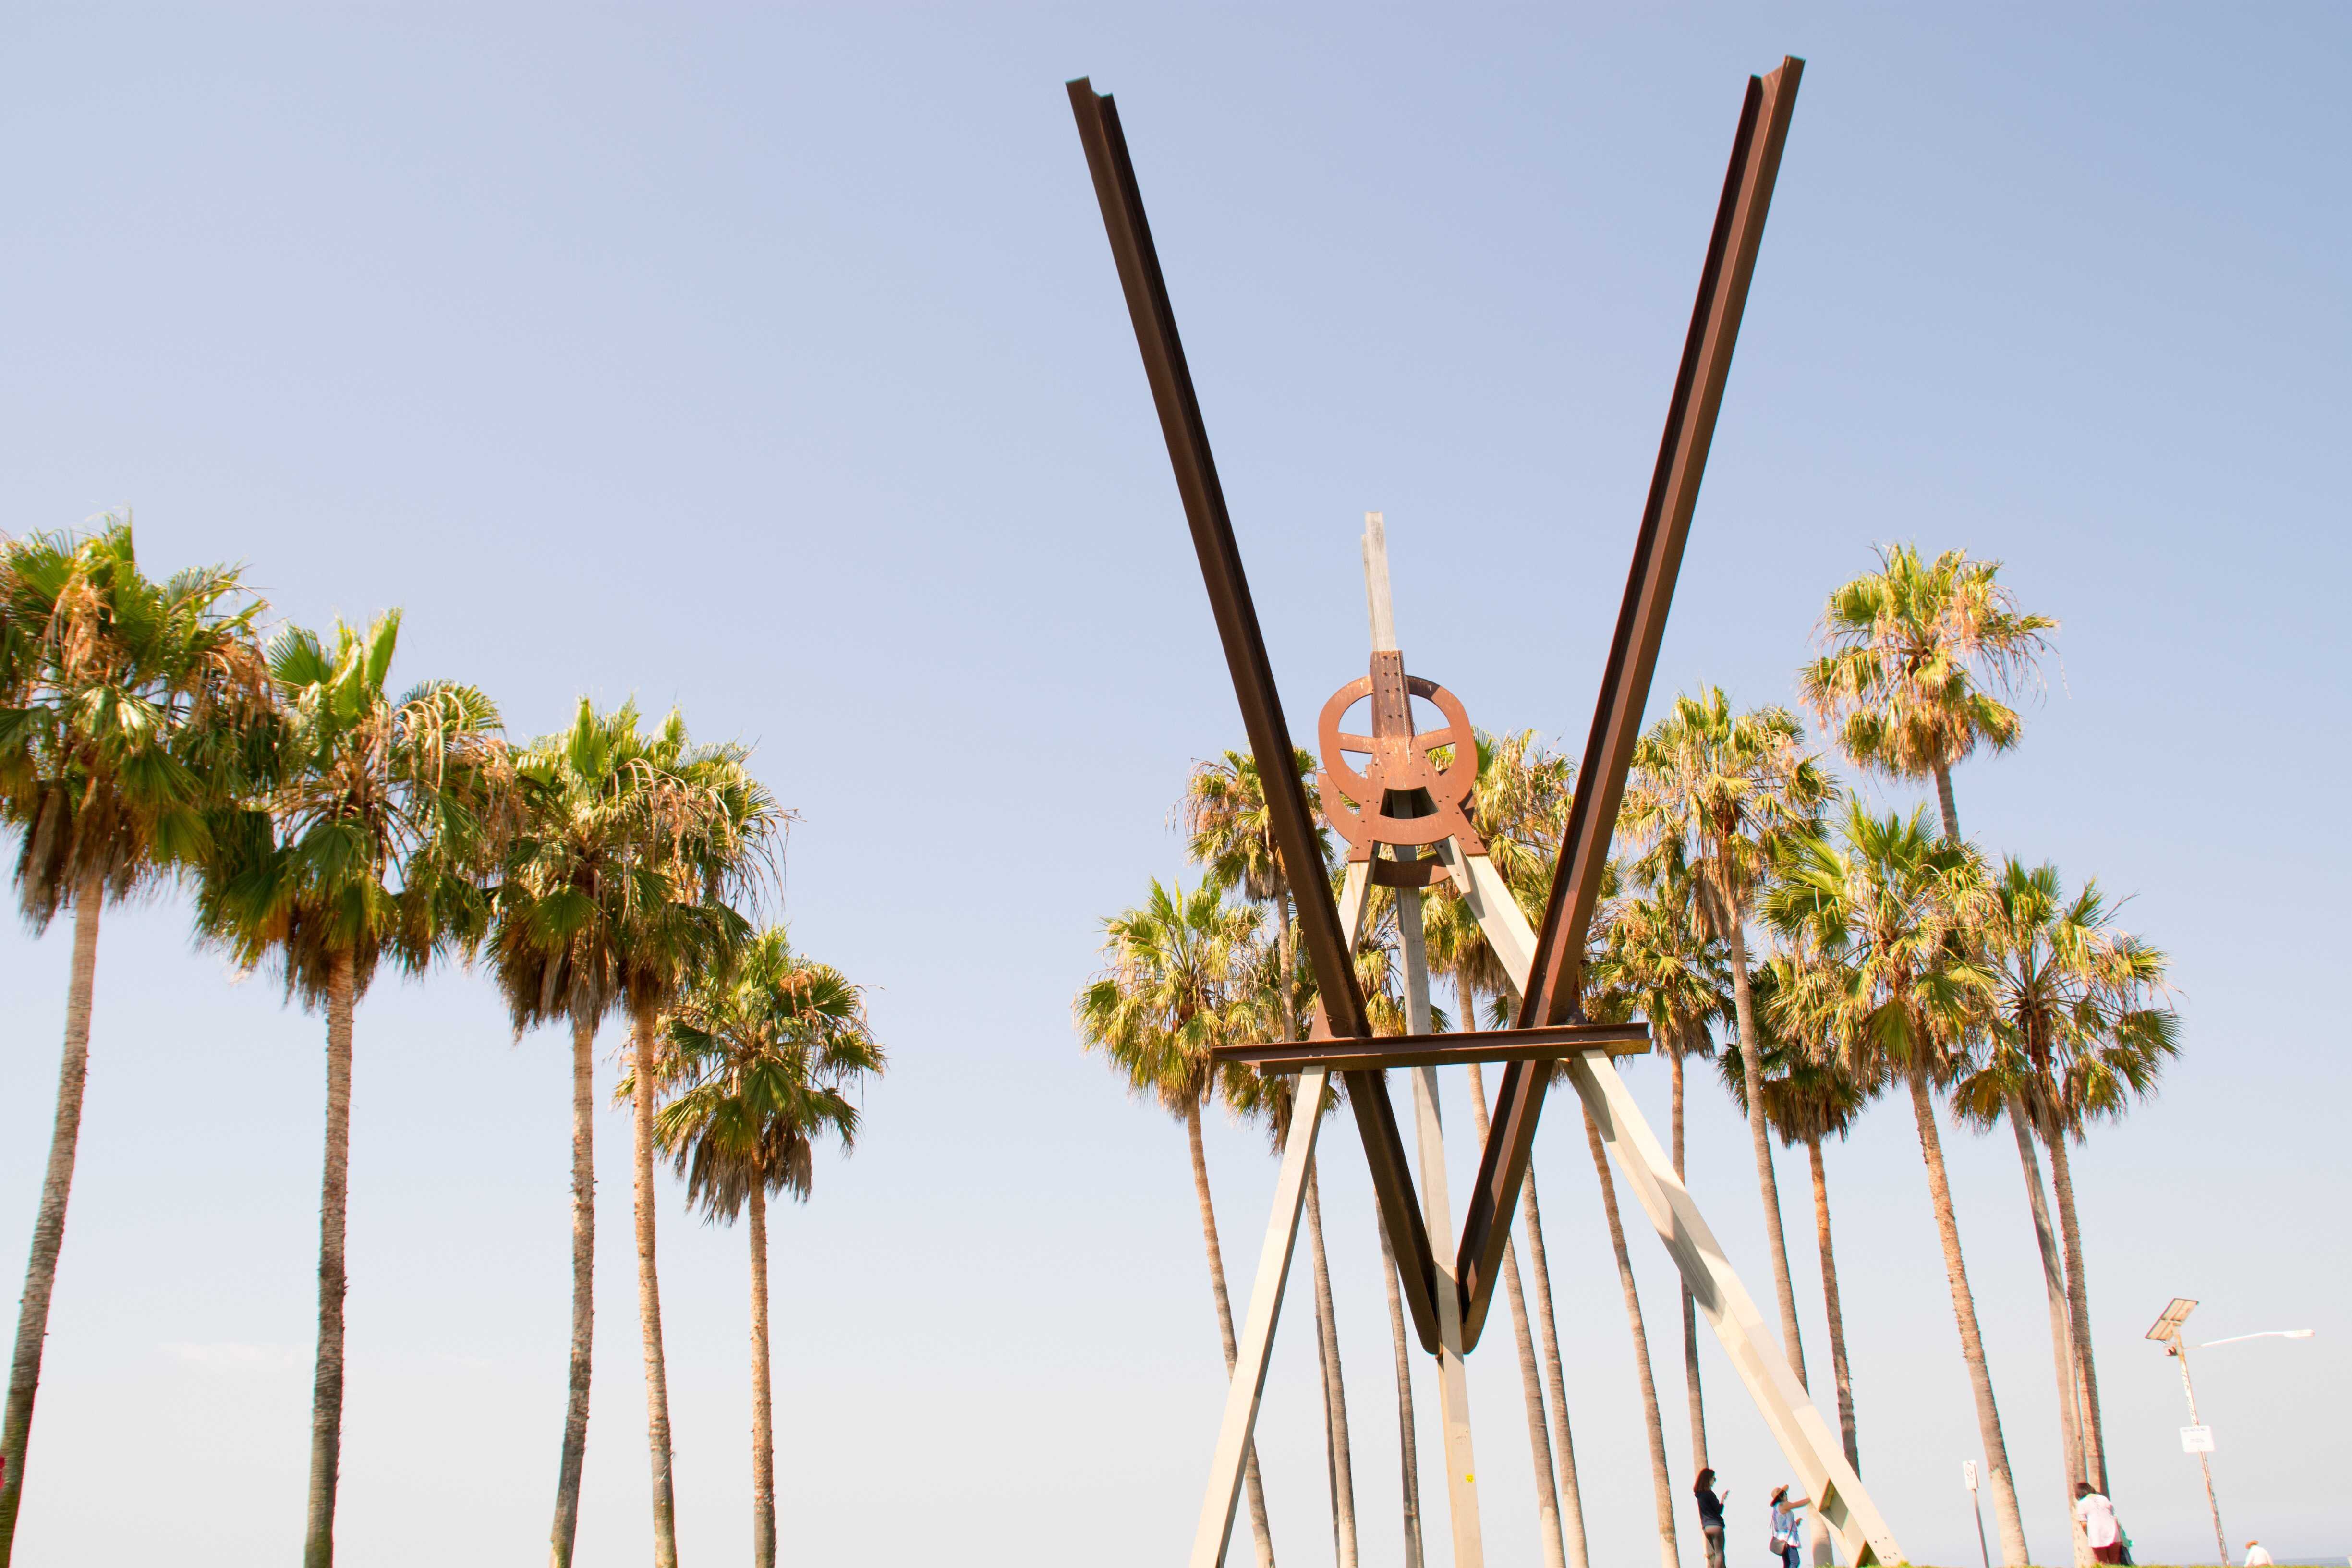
[0,519,268,1563]
[196,613,504,1568]
[1183,746,1321,1042]
[487,698,770,1568]
[1583,1103,1681,1568]
[1798,543,2054,845]
[1463,1060,1569,1568]
[602,713,782,1568]
[1729,958,1883,1473]
[1077,877,1277,1568]
[1764,803,2029,1564]
[1454,729,1589,1561]
[1182,749,1361,1564]
[1422,878,1571,1568]
[1621,688,1833,1396]
[1375,1206,1427,1568]
[1953,860,2178,1500]
[1589,875,1729,1474]
[1223,1054,1360,1568]
[651,928,884,1568]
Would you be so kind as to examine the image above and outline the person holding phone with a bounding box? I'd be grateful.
[1694,1469,1728,1568]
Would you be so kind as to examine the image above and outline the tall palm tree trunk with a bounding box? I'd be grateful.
[1466,1064,1564,1568]
[1931,764,1962,848]
[2043,1127,2109,1493]
[549,1015,598,1568]
[0,865,105,1565]
[1723,929,1806,1389]
[1805,1138,1860,1474]
[303,950,358,1568]
[1377,1212,1426,1568]
[1520,1171,1590,1568]
[1806,1142,1863,1485]
[630,1009,681,1568]
[1670,1052,1706,1473]
[1188,1100,1276,1568]
[748,1183,777,1568]
[1305,1169,1358,1568]
[1906,1069,2027,1564]
[2008,1100,2087,1519]
[1584,1108,1680,1568]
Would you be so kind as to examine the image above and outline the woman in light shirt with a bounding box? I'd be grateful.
[1768,1485,1808,1568]
[2074,1482,2122,1565]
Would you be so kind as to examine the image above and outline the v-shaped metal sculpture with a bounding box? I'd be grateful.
[1069,59,1904,1568]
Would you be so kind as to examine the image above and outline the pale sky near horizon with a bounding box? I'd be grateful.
[2,4,2348,1566]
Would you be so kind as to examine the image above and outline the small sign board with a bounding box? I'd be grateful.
[1963,1460,1979,1492]
[2182,1424,2215,1454]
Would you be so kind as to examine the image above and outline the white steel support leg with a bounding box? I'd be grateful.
[1562,1051,1902,1566]
[1189,1063,1336,1568]
[1397,884,1484,1568]
[1188,867,1375,1568]
[1442,839,1900,1565]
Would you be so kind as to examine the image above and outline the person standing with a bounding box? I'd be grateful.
[2243,1541,2272,1566]
[1769,1484,1809,1568]
[2075,1482,2123,1565]
[1694,1468,1729,1568]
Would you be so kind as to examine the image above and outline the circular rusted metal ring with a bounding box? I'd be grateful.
[1316,674,1480,852]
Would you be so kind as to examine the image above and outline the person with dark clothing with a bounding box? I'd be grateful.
[1694,1467,1728,1568]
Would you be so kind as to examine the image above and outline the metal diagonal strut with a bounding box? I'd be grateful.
[1066,77,1444,1353]
[1454,55,1805,1350]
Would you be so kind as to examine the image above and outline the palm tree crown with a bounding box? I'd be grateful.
[199,611,505,999]
[1798,543,2053,839]
[1621,687,1833,936]
[0,516,270,923]
[1590,879,1730,1063]
[489,698,764,1035]
[1763,803,1994,1081]
[655,927,885,1214]
[1952,858,2178,1138]
[1078,876,1262,1114]
[1182,746,1324,905]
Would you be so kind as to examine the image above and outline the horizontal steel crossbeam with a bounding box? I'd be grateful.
[1213,1025,1650,1074]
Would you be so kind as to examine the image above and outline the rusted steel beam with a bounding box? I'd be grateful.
[1455,56,1805,1350]
[1217,1023,1652,1074]
[1067,78,1443,1347]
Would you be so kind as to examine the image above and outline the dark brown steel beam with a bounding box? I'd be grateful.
[1067,78,1443,1352]
[1455,57,1806,1351]
[1217,1023,1651,1074]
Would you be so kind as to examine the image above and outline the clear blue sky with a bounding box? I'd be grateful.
[2,4,2346,1565]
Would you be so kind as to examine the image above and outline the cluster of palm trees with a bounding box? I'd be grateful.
[0,516,884,1568]
[1077,544,2177,1568]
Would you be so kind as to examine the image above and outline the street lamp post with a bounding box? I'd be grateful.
[2146,1299,2229,1566]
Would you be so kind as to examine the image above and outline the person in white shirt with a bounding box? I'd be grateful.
[2243,1541,2273,1566]
[1769,1485,1809,1568]
[2074,1483,2122,1565]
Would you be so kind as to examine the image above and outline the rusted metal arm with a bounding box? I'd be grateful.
[1067,78,1443,1347]
[1454,56,1805,1350]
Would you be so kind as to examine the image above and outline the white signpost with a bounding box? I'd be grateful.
[2182,1425,2216,1454]
[1963,1460,1988,1568]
